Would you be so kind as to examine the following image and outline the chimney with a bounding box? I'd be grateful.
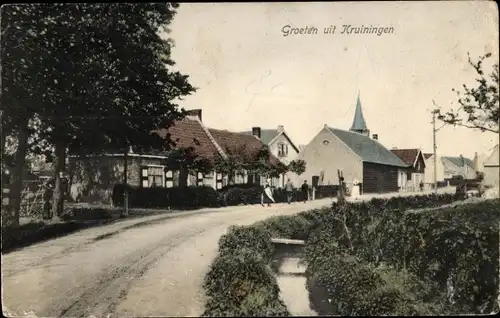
[372,134,378,140]
[252,127,261,139]
[186,109,202,121]
[277,125,284,133]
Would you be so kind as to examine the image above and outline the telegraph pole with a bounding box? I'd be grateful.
[432,109,438,194]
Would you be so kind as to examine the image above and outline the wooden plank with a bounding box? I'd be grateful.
[271,238,305,245]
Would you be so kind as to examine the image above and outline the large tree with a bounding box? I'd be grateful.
[1,3,195,223]
[435,52,499,134]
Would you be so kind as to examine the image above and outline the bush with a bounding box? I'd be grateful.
[254,214,314,241]
[61,207,115,221]
[1,221,88,253]
[202,193,471,316]
[218,185,262,206]
[203,226,289,316]
[315,185,339,199]
[111,184,220,209]
[307,197,499,315]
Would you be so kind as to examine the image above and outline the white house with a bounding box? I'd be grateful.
[483,145,499,187]
[424,154,476,185]
[240,125,300,187]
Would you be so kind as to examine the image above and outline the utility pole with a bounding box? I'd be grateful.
[122,142,129,217]
[432,109,438,194]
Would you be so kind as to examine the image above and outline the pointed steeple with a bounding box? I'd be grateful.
[349,93,370,136]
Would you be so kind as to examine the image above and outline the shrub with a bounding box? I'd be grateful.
[203,248,288,317]
[111,184,220,209]
[308,198,499,315]
[314,185,339,199]
[254,215,314,241]
[61,207,115,221]
[202,193,471,316]
[218,185,262,206]
[203,226,289,316]
[1,221,88,253]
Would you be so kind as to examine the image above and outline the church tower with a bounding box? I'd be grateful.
[349,93,370,137]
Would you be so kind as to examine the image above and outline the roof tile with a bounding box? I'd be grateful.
[209,128,281,165]
[328,127,409,168]
[156,118,220,160]
[391,149,420,166]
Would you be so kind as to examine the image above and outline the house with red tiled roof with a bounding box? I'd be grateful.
[208,128,282,187]
[390,148,426,191]
[68,109,280,203]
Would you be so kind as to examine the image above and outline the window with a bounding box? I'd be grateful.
[141,166,164,188]
[165,170,174,188]
[197,172,204,186]
[216,172,223,189]
[278,143,288,157]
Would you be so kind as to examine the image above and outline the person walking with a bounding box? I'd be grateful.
[261,179,275,207]
[300,180,309,203]
[285,178,294,204]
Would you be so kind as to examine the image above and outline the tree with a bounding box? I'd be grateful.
[287,159,306,176]
[1,4,51,226]
[1,4,195,222]
[213,144,303,185]
[435,52,499,134]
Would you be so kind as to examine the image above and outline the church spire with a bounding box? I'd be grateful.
[349,92,370,136]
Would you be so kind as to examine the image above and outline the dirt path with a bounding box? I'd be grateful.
[2,199,333,317]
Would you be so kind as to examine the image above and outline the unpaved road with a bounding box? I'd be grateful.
[2,199,334,317]
[2,189,455,317]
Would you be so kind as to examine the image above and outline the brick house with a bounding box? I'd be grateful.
[68,109,280,203]
[291,94,409,193]
[390,148,426,191]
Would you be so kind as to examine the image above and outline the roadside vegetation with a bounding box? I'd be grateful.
[202,194,499,316]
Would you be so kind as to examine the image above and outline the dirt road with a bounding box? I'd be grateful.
[2,199,334,317]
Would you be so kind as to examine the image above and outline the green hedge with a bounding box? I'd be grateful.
[202,225,289,316]
[2,207,119,253]
[218,185,262,206]
[1,220,93,253]
[112,184,221,209]
[305,198,500,315]
[202,193,464,316]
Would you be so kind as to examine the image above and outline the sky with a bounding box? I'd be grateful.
[167,1,499,160]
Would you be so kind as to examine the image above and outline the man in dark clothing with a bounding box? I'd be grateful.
[301,180,309,203]
[285,179,294,204]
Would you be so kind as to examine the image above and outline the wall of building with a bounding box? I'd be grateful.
[289,128,363,187]
[404,153,426,190]
[483,146,499,187]
[424,155,445,183]
[363,162,399,193]
[268,132,300,187]
[483,166,499,187]
[68,156,166,204]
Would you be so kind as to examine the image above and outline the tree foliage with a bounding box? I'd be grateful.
[435,52,499,133]
[287,159,307,176]
[1,3,195,221]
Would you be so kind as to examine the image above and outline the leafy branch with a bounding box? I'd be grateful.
[434,52,499,134]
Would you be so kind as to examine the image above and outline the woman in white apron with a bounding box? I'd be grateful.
[261,179,275,207]
[351,178,361,199]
